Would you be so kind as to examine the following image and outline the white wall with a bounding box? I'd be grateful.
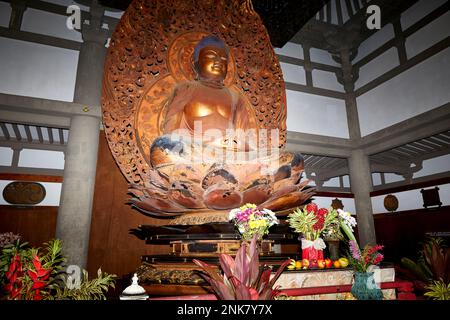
[312,70,344,92]
[356,0,450,137]
[354,24,395,64]
[400,0,448,30]
[275,42,304,59]
[0,37,78,101]
[355,47,399,89]
[310,48,341,67]
[313,196,356,214]
[357,48,450,136]
[371,183,450,213]
[280,62,306,85]
[17,149,65,169]
[0,1,11,27]
[405,11,450,59]
[41,0,90,11]
[286,90,349,138]
[22,8,83,42]
[0,147,13,166]
[414,154,450,179]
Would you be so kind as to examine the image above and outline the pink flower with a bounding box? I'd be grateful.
[349,240,360,260]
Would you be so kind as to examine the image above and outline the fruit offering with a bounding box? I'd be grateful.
[302,259,310,269]
[317,259,326,269]
[338,257,349,268]
[287,259,296,270]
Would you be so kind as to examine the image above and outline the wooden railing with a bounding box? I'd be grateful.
[148,280,416,300]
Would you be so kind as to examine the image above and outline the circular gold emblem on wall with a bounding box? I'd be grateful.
[3,182,46,205]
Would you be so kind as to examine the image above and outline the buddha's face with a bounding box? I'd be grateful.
[196,45,228,82]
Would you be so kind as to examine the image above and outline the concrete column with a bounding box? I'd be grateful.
[56,115,100,267]
[340,48,361,140]
[73,2,108,106]
[56,1,108,268]
[348,149,377,247]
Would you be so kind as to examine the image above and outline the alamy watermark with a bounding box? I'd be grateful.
[366,5,381,30]
[165,121,281,174]
[66,264,81,289]
[66,5,81,30]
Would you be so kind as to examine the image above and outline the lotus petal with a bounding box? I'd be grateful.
[242,184,272,205]
[259,189,315,211]
[203,184,242,210]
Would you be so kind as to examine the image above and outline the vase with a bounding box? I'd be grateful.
[351,272,383,300]
[301,238,325,268]
[326,239,340,261]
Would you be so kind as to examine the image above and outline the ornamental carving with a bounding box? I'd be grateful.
[102,0,286,185]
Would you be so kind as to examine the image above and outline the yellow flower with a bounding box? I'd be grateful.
[240,203,257,210]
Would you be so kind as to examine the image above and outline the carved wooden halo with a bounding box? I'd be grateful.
[102,0,287,185]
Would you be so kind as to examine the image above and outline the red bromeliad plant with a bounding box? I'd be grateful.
[193,235,290,300]
[26,255,52,300]
[4,255,24,299]
[1,239,65,300]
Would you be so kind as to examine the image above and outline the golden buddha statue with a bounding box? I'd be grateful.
[150,36,258,168]
[128,35,314,221]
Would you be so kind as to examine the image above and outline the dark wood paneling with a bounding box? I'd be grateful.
[87,131,171,278]
[0,173,63,183]
[373,206,450,263]
[0,205,58,247]
[315,191,354,198]
[370,177,450,197]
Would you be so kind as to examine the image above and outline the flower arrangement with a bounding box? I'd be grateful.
[193,235,290,300]
[229,204,278,241]
[348,241,384,272]
[287,203,339,266]
[337,209,384,272]
[287,203,338,241]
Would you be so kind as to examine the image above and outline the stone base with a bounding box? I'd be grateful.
[274,266,396,300]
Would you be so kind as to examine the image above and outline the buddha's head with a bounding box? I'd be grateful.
[193,35,229,83]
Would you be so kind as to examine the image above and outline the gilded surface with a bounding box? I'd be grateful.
[137,262,206,285]
[102,0,286,185]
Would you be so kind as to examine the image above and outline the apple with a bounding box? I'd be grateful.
[324,258,332,268]
[317,259,325,269]
[338,257,349,268]
[302,259,310,269]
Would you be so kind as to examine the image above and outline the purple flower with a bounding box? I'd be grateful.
[349,240,361,260]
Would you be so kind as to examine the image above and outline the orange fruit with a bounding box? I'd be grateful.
[295,261,302,269]
[317,259,326,269]
[333,260,341,268]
